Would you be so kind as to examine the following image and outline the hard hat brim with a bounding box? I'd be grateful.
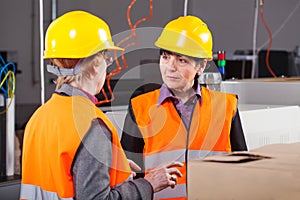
[44,44,123,59]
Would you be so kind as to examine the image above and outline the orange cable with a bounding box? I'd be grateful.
[260,5,276,78]
[97,0,153,105]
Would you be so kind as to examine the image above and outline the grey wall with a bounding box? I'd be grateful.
[0,0,299,126]
[189,0,300,52]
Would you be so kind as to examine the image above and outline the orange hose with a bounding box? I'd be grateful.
[260,5,276,78]
[97,0,153,105]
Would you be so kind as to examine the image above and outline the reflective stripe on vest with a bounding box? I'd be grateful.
[21,94,131,199]
[20,184,73,200]
[131,87,237,200]
[155,183,186,199]
[145,149,226,170]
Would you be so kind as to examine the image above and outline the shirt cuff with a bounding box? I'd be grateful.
[133,178,154,200]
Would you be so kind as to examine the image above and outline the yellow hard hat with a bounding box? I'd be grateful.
[155,15,213,59]
[44,10,123,59]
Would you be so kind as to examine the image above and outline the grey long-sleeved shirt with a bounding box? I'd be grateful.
[56,84,153,200]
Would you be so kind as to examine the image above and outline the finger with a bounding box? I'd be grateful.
[170,174,178,182]
[169,178,177,188]
[170,182,176,188]
[128,159,141,171]
[166,173,178,189]
[167,168,183,177]
[170,174,178,186]
[131,171,137,177]
[165,161,184,168]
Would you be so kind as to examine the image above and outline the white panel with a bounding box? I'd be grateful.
[6,97,15,176]
[240,104,300,150]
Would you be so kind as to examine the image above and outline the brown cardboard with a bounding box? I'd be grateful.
[188,143,300,200]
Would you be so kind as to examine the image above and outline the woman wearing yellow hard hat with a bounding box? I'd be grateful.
[20,10,183,200]
[121,15,248,200]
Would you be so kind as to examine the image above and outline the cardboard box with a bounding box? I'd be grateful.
[188,142,300,200]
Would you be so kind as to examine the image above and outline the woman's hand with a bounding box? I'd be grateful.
[128,159,141,177]
[144,161,183,193]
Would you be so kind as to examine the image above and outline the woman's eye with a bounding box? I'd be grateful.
[162,55,169,59]
[178,58,187,64]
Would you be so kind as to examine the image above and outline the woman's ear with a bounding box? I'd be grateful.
[91,57,104,75]
[197,59,207,76]
[92,64,99,74]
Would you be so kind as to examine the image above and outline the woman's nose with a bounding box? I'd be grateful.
[166,57,177,71]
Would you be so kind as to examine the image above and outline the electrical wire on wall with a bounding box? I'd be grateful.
[258,0,300,51]
[257,0,300,78]
[97,0,153,105]
[259,0,277,77]
[0,55,16,115]
[1,54,16,176]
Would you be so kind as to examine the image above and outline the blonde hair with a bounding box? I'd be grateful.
[50,53,105,89]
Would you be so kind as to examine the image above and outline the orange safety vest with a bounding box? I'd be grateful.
[20,94,131,199]
[131,87,237,200]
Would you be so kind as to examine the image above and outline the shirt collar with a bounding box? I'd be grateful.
[55,84,98,104]
[158,83,202,105]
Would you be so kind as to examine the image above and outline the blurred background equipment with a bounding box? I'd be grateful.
[0,93,6,178]
[217,50,226,80]
[258,50,290,78]
[0,53,16,177]
[198,59,222,91]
